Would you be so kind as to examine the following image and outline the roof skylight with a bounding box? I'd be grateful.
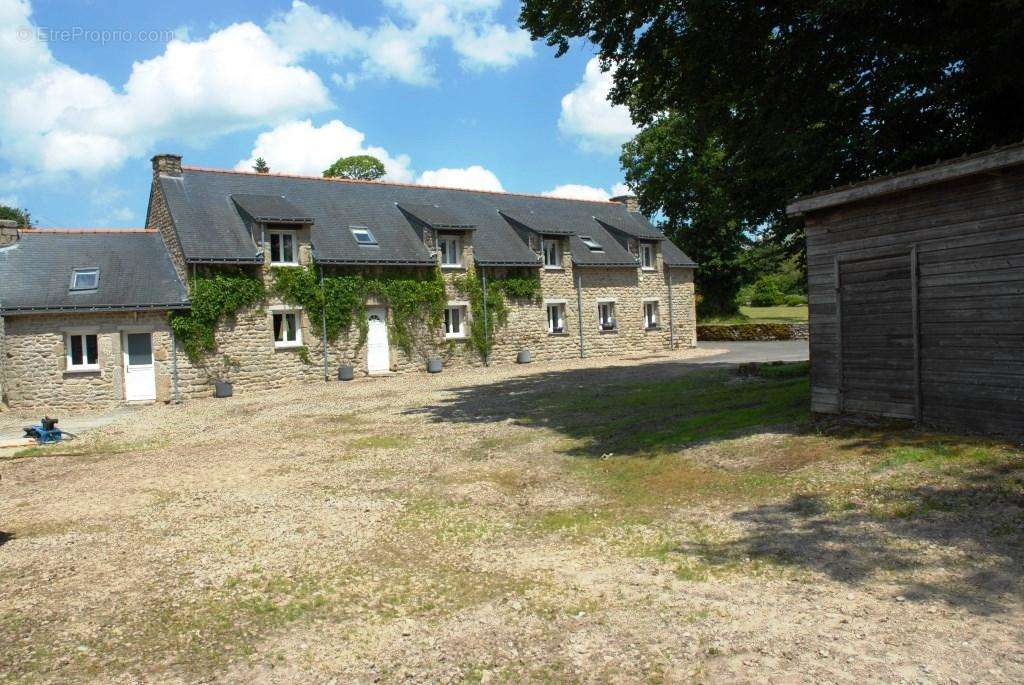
[350,226,378,246]
[70,268,99,291]
[579,235,604,252]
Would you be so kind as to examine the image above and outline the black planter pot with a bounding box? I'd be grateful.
[213,380,233,398]
[338,365,355,381]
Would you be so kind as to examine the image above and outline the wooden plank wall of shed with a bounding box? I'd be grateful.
[806,165,1024,435]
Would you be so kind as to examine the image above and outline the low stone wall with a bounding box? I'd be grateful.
[697,323,808,341]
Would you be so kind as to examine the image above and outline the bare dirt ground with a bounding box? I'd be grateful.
[1,349,1022,684]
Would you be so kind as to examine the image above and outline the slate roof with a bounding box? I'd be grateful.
[0,230,189,314]
[397,203,477,229]
[498,210,576,236]
[157,167,697,269]
[231,194,315,224]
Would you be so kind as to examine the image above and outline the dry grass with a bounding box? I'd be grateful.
[1,352,1021,683]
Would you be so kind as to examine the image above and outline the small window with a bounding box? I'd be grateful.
[640,243,655,270]
[66,333,99,371]
[579,235,604,252]
[541,238,562,268]
[644,301,659,329]
[444,304,468,338]
[269,230,297,265]
[70,268,99,291]
[598,302,617,331]
[351,226,377,245]
[438,235,462,267]
[547,303,566,334]
[273,311,302,348]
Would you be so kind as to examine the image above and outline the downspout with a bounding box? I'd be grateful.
[170,316,181,404]
[575,269,585,358]
[481,267,489,366]
[667,268,675,349]
[320,265,329,381]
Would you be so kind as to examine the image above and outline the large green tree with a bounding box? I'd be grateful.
[521,0,1024,313]
[323,155,386,181]
[0,205,31,227]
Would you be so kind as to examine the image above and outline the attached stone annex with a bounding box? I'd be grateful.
[0,155,697,410]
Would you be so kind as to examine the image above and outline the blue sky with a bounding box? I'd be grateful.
[0,0,638,227]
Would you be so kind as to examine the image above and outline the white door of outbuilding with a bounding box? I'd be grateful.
[365,307,390,374]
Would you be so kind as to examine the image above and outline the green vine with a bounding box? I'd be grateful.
[271,265,446,356]
[170,270,266,362]
[453,269,540,359]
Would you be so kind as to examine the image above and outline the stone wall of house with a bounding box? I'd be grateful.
[1,311,185,410]
[146,174,189,285]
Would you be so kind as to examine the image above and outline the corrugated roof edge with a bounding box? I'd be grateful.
[182,165,625,205]
[787,140,1024,216]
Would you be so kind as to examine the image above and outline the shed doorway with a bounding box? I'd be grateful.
[837,252,918,419]
[365,307,390,374]
[123,332,156,402]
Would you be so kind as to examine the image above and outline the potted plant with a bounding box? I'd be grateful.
[212,355,239,398]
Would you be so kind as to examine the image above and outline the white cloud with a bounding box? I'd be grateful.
[268,0,533,86]
[558,57,638,153]
[234,119,413,183]
[542,181,633,202]
[416,165,504,191]
[0,194,19,208]
[0,1,331,176]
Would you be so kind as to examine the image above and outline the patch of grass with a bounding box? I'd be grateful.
[703,305,809,324]
[638,524,795,582]
[15,519,110,539]
[349,434,413,450]
[8,436,165,461]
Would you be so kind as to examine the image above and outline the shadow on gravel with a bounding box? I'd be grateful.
[0,531,13,547]
[405,359,811,457]
[710,464,1024,615]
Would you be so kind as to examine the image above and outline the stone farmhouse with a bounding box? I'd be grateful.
[0,154,697,410]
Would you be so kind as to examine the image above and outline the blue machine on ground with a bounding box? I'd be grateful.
[23,417,64,444]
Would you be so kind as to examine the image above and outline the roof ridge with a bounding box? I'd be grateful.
[21,228,157,234]
[179,165,623,206]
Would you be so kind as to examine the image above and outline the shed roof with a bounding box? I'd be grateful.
[787,141,1024,216]
[157,167,695,269]
[0,230,189,314]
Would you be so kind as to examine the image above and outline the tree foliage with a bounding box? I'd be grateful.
[0,205,31,227]
[252,157,270,174]
[521,0,1024,313]
[323,155,386,181]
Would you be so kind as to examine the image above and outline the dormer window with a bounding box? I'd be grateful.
[579,235,604,252]
[640,243,655,270]
[438,234,462,267]
[70,268,99,291]
[350,226,377,245]
[269,229,297,265]
[541,238,562,268]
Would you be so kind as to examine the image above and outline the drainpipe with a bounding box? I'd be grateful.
[481,267,489,366]
[575,269,585,358]
[667,268,675,349]
[320,265,329,381]
[170,318,181,404]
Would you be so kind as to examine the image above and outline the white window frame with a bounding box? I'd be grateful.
[444,302,469,338]
[597,300,617,331]
[643,299,660,329]
[268,229,298,266]
[350,226,378,246]
[640,243,655,270]
[66,332,100,372]
[546,302,567,334]
[70,268,99,291]
[541,237,562,269]
[272,310,303,348]
[438,234,462,268]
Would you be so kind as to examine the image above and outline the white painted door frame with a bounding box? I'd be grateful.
[365,307,390,374]
[122,331,156,401]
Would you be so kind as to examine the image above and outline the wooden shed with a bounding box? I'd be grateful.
[787,144,1024,437]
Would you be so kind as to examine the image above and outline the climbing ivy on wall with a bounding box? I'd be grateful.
[170,270,266,362]
[271,265,446,356]
[453,269,541,359]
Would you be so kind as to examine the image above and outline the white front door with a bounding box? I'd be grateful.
[123,332,156,401]
[366,307,390,374]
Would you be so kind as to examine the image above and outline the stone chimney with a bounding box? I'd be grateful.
[151,153,182,177]
[0,219,19,248]
[610,194,640,213]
